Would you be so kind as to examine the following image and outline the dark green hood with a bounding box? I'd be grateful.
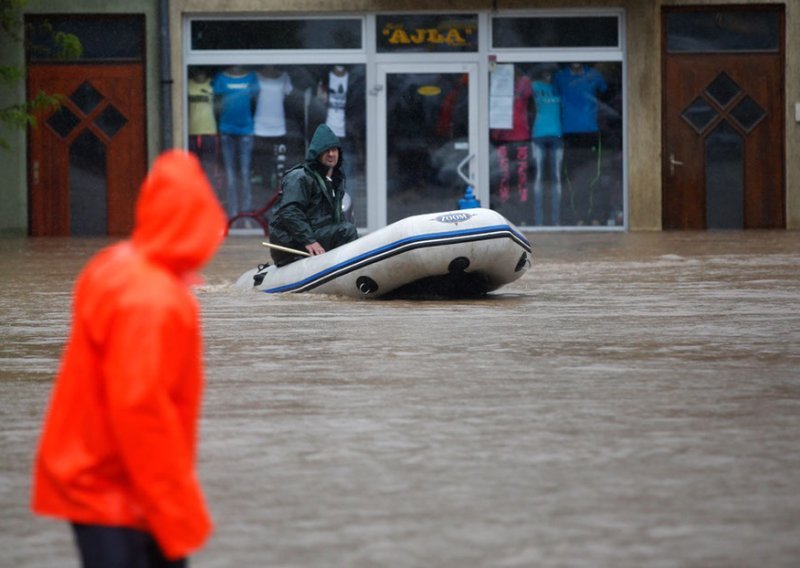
[306,124,341,162]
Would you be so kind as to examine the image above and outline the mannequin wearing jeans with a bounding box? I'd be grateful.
[213,66,259,217]
[531,67,564,226]
[490,68,532,204]
[554,63,608,224]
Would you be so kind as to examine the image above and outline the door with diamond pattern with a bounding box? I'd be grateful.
[663,50,784,229]
[28,64,146,236]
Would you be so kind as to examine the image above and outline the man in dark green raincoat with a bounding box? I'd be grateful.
[269,124,359,266]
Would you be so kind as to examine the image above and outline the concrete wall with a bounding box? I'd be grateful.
[625,1,662,231]
[782,0,799,229]
[0,21,28,235]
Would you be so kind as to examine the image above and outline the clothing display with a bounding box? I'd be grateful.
[531,79,562,139]
[219,133,254,215]
[213,68,260,215]
[554,64,608,134]
[188,75,217,136]
[254,70,293,138]
[212,69,259,136]
[188,72,219,189]
[325,68,349,138]
[495,143,530,203]
[532,136,564,225]
[320,66,357,185]
[491,73,532,204]
[490,75,532,143]
[554,64,608,224]
[253,69,294,191]
[531,77,564,225]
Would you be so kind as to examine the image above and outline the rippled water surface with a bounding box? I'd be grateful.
[2,231,799,567]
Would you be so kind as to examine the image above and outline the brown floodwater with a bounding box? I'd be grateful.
[1,230,799,567]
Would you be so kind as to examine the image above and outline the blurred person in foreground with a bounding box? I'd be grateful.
[31,150,227,568]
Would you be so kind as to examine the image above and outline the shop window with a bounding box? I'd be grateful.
[666,10,779,53]
[27,15,143,61]
[492,16,618,49]
[488,61,623,227]
[489,10,623,228]
[190,19,362,51]
[187,64,367,224]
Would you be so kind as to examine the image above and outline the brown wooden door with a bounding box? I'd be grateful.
[663,28,784,229]
[28,64,146,236]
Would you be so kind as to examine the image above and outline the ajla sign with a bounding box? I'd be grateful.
[377,15,478,52]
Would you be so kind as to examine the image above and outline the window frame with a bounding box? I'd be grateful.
[484,9,626,230]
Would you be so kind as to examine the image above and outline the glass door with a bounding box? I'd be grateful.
[377,63,478,225]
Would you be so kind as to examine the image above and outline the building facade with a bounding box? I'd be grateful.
[2,0,798,235]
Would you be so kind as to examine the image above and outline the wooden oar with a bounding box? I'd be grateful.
[261,241,311,257]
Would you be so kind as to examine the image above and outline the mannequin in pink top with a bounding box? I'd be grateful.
[490,65,533,205]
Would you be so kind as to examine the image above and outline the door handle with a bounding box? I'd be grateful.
[457,153,475,186]
[669,153,684,175]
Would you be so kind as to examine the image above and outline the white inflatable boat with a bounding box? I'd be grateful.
[234,208,532,299]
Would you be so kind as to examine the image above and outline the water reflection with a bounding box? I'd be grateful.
[2,232,799,567]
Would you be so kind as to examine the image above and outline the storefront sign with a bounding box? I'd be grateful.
[377,14,478,53]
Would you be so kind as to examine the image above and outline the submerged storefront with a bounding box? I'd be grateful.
[3,1,797,236]
[182,10,626,232]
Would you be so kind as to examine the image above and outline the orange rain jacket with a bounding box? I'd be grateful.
[32,150,227,560]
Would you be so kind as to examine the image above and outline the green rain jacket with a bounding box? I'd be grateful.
[269,124,357,254]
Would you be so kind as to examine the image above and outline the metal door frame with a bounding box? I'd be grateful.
[374,62,479,228]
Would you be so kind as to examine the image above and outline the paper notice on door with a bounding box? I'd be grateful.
[489,63,514,129]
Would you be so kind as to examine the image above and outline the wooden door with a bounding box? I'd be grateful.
[662,12,784,229]
[28,64,146,236]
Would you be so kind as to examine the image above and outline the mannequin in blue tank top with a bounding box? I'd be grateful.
[531,66,564,226]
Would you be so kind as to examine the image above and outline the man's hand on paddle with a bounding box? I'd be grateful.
[305,241,326,256]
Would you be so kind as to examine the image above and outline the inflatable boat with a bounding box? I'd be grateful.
[234,208,532,299]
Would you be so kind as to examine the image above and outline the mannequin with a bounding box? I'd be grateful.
[212,65,260,217]
[321,65,348,138]
[317,65,360,186]
[531,66,564,226]
[253,65,293,191]
[187,68,218,184]
[490,65,532,205]
[553,62,608,224]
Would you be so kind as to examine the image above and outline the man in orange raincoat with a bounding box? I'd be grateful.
[31,150,227,567]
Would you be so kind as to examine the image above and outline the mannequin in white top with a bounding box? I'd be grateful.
[253,65,294,192]
[317,65,356,185]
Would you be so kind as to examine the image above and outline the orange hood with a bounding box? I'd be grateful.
[132,150,226,275]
